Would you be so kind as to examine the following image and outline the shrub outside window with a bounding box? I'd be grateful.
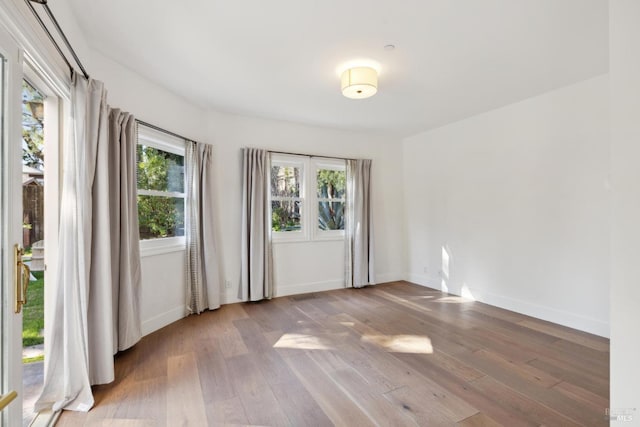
[316,166,346,232]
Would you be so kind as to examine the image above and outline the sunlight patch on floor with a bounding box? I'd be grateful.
[435,296,473,304]
[273,333,334,350]
[362,334,433,354]
[372,289,432,313]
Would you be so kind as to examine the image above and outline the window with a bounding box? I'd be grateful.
[270,154,345,242]
[137,126,186,254]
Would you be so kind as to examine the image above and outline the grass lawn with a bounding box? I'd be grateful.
[22,270,44,347]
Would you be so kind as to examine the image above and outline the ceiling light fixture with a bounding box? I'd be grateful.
[341,66,378,99]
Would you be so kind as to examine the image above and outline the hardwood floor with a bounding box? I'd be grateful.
[57,281,609,426]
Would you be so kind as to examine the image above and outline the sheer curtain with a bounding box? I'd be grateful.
[35,74,142,412]
[185,141,221,313]
[240,148,273,301]
[345,159,375,288]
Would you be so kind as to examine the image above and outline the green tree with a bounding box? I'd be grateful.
[136,145,184,239]
[22,80,44,169]
[271,166,302,231]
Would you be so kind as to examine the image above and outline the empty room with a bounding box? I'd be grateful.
[1,0,639,426]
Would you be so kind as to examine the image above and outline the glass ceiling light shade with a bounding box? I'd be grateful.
[341,66,378,99]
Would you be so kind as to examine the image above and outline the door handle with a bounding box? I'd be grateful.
[14,244,30,314]
[0,391,17,411]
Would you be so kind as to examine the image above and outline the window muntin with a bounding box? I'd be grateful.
[136,127,185,244]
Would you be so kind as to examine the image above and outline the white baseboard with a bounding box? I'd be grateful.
[405,275,609,338]
[222,292,243,305]
[221,271,403,304]
[141,274,397,335]
[470,288,610,338]
[405,273,441,289]
[375,272,404,284]
[275,279,345,297]
[142,305,185,336]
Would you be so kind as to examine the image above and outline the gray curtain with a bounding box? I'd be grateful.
[185,141,221,313]
[35,74,141,413]
[240,148,273,301]
[109,109,142,352]
[345,159,376,288]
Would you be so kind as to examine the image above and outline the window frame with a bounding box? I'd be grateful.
[137,125,186,256]
[270,154,346,243]
[270,154,308,243]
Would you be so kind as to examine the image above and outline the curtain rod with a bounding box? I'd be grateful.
[136,120,196,143]
[25,0,90,79]
[268,150,359,162]
[23,1,201,146]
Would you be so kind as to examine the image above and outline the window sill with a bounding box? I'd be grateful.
[139,237,185,257]
[314,231,345,242]
[272,234,345,244]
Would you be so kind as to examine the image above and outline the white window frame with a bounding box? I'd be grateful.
[137,125,186,256]
[270,154,346,243]
[270,154,308,242]
[312,159,346,241]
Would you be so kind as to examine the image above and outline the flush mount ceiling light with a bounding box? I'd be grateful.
[341,66,378,99]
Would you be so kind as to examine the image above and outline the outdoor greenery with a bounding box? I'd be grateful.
[270,166,346,232]
[22,80,46,360]
[22,80,45,169]
[137,145,185,239]
[271,166,301,231]
[23,271,44,348]
[317,169,345,230]
[271,200,301,231]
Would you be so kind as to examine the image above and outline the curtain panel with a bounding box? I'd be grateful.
[345,159,376,288]
[240,148,273,301]
[35,74,142,412]
[185,141,221,314]
[109,108,142,352]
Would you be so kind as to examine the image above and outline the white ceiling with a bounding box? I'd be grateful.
[66,0,608,137]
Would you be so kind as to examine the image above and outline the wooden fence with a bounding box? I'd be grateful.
[23,182,44,248]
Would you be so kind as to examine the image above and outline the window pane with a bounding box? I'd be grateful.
[318,201,345,230]
[137,145,184,193]
[272,200,302,232]
[271,165,301,197]
[317,169,345,199]
[138,195,185,239]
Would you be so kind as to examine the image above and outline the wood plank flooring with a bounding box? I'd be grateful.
[57,281,609,426]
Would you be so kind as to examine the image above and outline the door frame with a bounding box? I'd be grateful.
[0,3,69,424]
[0,22,25,427]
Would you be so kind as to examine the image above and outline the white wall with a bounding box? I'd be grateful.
[403,75,610,337]
[43,1,213,334]
[73,48,405,333]
[81,51,209,334]
[205,110,405,304]
[610,1,640,422]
